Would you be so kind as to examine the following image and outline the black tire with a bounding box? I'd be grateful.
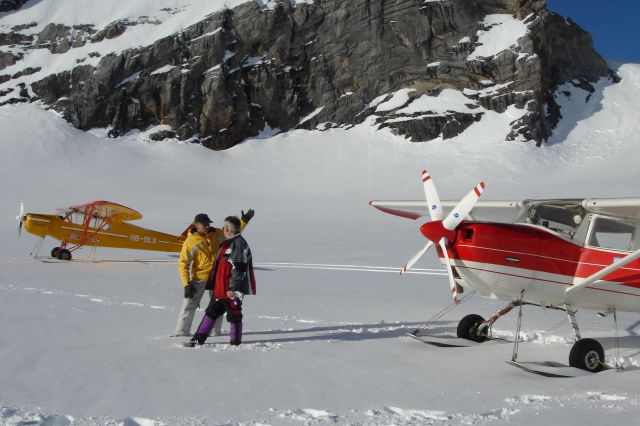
[57,249,72,261]
[457,314,487,342]
[569,338,605,373]
[51,247,60,258]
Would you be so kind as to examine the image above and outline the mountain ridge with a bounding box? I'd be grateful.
[0,0,616,148]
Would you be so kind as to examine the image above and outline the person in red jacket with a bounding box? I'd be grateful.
[174,210,253,336]
[186,215,256,347]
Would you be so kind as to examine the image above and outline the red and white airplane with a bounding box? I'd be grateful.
[370,169,640,374]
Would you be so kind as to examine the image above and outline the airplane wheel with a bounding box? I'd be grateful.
[457,314,487,342]
[51,247,60,258]
[569,338,605,373]
[57,249,72,261]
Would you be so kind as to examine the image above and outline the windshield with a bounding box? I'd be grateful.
[516,203,584,238]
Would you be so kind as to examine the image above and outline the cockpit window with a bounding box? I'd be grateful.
[516,204,584,238]
[588,217,635,252]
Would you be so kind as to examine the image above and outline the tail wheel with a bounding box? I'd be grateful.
[51,247,60,258]
[457,314,487,342]
[57,249,72,261]
[569,338,605,373]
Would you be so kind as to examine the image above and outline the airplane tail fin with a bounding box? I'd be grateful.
[180,224,195,236]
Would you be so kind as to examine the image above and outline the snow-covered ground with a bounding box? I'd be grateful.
[1,59,640,425]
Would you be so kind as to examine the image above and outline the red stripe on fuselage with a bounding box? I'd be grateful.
[449,222,640,288]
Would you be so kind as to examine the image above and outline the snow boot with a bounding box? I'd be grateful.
[229,321,242,346]
[184,332,208,347]
[184,314,217,346]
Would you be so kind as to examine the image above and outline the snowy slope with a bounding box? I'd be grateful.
[1,61,640,425]
[0,0,252,102]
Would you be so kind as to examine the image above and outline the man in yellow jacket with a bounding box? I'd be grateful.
[174,210,254,336]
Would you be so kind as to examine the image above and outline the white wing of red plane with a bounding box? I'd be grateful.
[370,198,640,223]
[580,197,640,219]
[369,200,520,222]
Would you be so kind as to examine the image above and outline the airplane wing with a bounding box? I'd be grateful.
[371,198,640,222]
[65,201,143,222]
[581,198,640,220]
[369,200,521,221]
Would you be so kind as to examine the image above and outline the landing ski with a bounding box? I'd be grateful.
[406,333,508,347]
[505,360,596,378]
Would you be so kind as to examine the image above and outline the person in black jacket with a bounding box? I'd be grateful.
[186,216,256,347]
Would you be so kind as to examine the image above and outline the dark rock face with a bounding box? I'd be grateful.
[0,0,29,12]
[22,0,613,148]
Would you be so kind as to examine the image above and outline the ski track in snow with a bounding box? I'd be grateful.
[1,282,584,349]
[2,391,639,426]
[0,283,174,312]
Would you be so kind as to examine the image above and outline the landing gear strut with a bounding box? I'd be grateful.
[457,300,526,343]
[459,299,608,373]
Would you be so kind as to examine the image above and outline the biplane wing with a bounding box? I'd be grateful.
[63,200,143,222]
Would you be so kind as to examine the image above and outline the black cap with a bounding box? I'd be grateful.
[194,213,213,225]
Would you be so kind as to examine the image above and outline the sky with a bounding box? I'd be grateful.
[546,0,640,63]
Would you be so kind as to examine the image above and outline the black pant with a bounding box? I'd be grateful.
[205,298,243,323]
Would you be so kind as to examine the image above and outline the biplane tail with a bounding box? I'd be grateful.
[180,224,195,236]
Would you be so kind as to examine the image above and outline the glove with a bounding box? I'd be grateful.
[184,282,195,299]
[241,209,255,223]
[225,298,243,323]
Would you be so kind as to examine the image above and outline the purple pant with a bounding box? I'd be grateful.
[230,321,242,345]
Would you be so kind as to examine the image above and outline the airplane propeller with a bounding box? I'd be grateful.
[400,170,443,275]
[400,240,433,275]
[401,170,485,304]
[16,201,25,237]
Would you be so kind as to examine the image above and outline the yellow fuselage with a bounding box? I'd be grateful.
[24,213,185,252]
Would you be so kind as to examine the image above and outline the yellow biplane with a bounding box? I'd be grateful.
[17,200,187,260]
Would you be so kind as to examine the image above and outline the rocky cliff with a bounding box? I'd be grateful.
[1,0,614,148]
[0,0,29,12]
